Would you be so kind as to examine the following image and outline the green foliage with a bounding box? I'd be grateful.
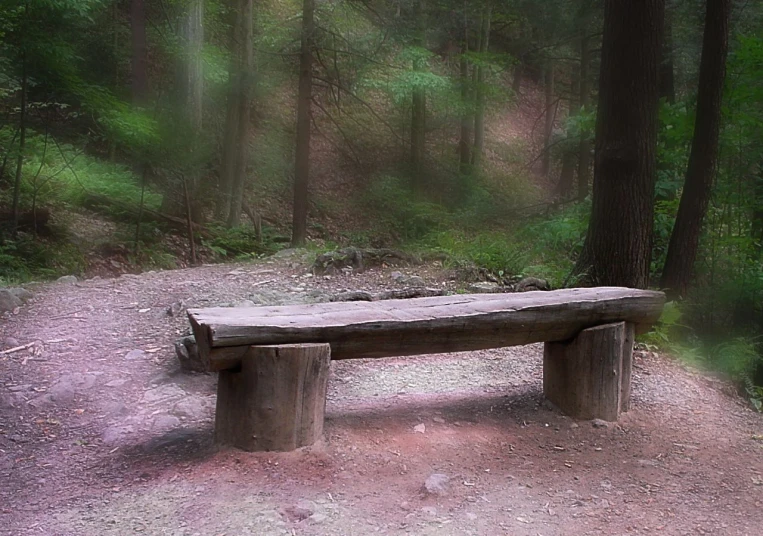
[205,225,279,260]
[0,237,85,285]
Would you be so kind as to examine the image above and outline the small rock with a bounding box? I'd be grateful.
[56,275,78,284]
[413,423,426,433]
[152,414,181,433]
[308,513,328,525]
[49,380,76,403]
[142,384,186,404]
[0,290,22,313]
[102,425,133,446]
[175,335,206,372]
[433,416,445,424]
[467,282,501,293]
[591,419,610,429]
[569,422,579,429]
[173,398,210,420]
[423,473,449,496]
[105,379,128,388]
[124,349,145,360]
[515,277,549,292]
[7,288,33,302]
[165,301,185,317]
[390,271,404,281]
[3,337,20,348]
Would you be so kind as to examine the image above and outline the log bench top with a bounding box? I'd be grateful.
[188,287,665,371]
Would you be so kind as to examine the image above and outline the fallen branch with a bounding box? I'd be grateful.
[0,341,36,355]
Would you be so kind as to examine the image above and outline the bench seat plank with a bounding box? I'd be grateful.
[188,287,665,371]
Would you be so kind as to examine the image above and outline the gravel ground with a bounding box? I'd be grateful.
[1,253,762,535]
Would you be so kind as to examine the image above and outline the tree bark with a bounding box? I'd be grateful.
[163,0,205,219]
[458,38,472,174]
[541,60,555,177]
[574,0,664,289]
[291,0,315,247]
[218,0,254,227]
[471,4,491,169]
[11,48,27,237]
[215,344,331,452]
[557,66,579,199]
[659,6,676,103]
[577,35,591,201]
[130,0,149,103]
[660,0,731,298]
[410,0,426,190]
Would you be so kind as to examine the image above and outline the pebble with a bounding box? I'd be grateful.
[57,275,78,284]
[591,419,610,429]
[423,473,449,496]
[124,349,145,360]
[413,423,426,433]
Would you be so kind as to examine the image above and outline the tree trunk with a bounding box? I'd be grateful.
[217,0,254,227]
[659,6,676,103]
[660,0,731,298]
[410,0,426,190]
[458,5,472,177]
[471,4,491,169]
[164,0,205,219]
[557,66,579,199]
[574,0,664,289]
[291,0,315,247]
[11,50,27,237]
[225,0,254,228]
[130,0,149,103]
[577,35,591,201]
[541,60,555,177]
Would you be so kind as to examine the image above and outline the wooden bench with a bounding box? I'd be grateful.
[188,287,665,452]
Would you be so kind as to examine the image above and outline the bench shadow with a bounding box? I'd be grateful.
[326,386,550,427]
[112,425,217,470]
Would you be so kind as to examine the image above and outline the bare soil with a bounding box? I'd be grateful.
[2,255,763,536]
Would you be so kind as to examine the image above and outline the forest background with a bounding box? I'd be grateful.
[1,0,763,406]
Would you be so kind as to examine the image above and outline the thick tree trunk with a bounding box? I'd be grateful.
[130,0,149,103]
[226,0,254,228]
[574,0,664,289]
[410,0,426,190]
[659,7,676,103]
[163,0,205,219]
[217,0,254,227]
[660,0,731,298]
[541,61,555,177]
[291,0,315,247]
[471,5,491,168]
[577,35,591,201]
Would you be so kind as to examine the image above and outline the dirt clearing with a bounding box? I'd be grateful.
[1,255,762,535]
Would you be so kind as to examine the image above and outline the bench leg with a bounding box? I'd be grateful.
[543,322,635,421]
[215,343,331,452]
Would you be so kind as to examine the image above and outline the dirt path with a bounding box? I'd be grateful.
[1,255,762,535]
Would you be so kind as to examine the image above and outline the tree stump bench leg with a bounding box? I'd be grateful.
[543,322,635,421]
[215,343,331,452]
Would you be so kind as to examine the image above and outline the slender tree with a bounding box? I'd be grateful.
[130,0,149,103]
[660,0,732,298]
[574,0,664,288]
[471,3,491,168]
[577,34,591,201]
[659,4,676,103]
[541,60,555,177]
[410,0,427,189]
[291,0,315,247]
